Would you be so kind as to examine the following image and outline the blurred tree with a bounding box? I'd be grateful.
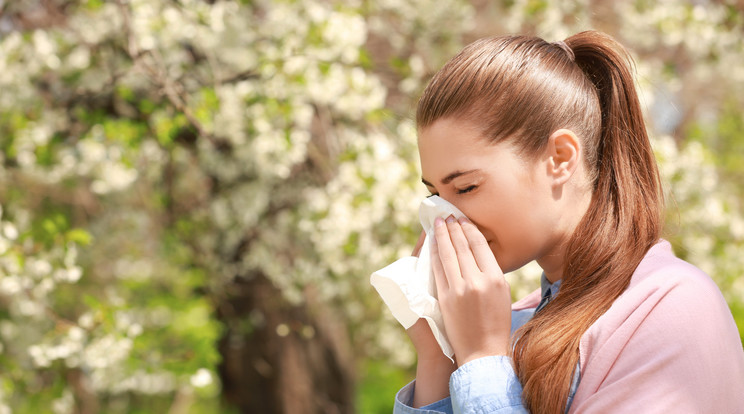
[0,0,471,411]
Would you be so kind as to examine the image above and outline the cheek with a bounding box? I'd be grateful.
[451,184,532,240]
[456,198,538,271]
[457,199,500,236]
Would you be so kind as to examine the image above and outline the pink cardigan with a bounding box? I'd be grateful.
[512,240,744,412]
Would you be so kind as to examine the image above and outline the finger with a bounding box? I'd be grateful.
[411,230,426,257]
[445,216,481,279]
[458,217,502,275]
[429,229,449,293]
[433,216,462,284]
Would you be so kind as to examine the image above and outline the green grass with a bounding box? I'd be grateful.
[357,359,412,414]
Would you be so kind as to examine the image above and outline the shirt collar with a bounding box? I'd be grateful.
[540,272,562,299]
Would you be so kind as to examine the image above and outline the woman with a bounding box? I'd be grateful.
[393,31,744,413]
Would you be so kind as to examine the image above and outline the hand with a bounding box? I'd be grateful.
[431,215,512,366]
[406,316,450,363]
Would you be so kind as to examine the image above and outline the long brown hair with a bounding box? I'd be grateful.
[416,31,663,413]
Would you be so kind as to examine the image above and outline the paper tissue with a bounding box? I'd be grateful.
[370,196,466,359]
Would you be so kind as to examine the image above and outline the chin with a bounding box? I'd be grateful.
[489,246,526,274]
[489,246,510,272]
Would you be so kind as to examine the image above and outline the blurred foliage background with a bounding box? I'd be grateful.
[0,0,742,413]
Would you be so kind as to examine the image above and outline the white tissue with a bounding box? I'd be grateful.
[370,196,466,359]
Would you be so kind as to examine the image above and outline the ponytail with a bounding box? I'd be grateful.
[512,31,663,413]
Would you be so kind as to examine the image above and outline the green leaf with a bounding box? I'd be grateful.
[66,228,92,245]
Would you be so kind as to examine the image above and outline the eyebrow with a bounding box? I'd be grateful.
[421,169,479,187]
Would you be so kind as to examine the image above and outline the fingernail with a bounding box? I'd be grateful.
[434,217,444,228]
[445,215,456,224]
[458,216,470,224]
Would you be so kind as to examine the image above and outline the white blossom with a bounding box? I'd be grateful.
[190,368,213,388]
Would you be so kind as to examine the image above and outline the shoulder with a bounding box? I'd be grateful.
[595,239,728,327]
[615,240,736,338]
[581,240,738,347]
[574,240,744,409]
[626,239,717,296]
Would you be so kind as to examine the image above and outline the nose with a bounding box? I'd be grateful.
[434,195,471,224]
[436,195,462,212]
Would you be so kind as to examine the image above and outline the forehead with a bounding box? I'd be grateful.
[418,118,497,176]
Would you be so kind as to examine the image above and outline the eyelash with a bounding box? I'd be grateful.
[428,185,477,197]
[457,185,477,194]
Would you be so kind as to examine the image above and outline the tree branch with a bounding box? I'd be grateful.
[114,0,230,150]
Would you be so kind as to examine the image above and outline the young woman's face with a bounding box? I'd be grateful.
[418,117,560,273]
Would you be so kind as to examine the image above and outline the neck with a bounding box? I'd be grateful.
[537,242,566,284]
[539,178,593,284]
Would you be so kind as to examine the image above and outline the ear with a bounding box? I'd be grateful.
[546,129,581,186]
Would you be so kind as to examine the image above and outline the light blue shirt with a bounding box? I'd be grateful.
[393,275,579,414]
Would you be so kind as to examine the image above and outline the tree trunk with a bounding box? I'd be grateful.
[217,271,355,414]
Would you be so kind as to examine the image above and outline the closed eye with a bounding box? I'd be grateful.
[457,185,477,194]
